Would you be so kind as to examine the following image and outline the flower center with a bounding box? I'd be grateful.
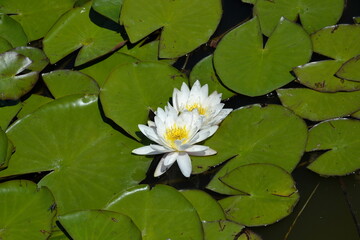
[186,103,206,115]
[165,125,189,143]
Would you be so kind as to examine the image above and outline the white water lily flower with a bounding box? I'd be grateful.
[132,105,218,177]
[172,80,232,129]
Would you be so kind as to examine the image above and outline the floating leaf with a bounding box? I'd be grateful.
[0,0,76,41]
[203,221,245,240]
[120,0,222,58]
[277,88,360,121]
[0,103,22,129]
[0,180,56,239]
[105,185,204,240]
[238,230,263,240]
[214,17,311,97]
[354,17,360,24]
[13,47,49,72]
[0,127,7,167]
[43,2,125,66]
[0,51,38,100]
[250,0,344,36]
[0,37,12,53]
[92,0,123,22]
[193,104,306,195]
[0,14,28,47]
[100,61,186,139]
[189,55,234,99]
[294,60,360,92]
[0,95,151,214]
[58,210,141,239]
[306,119,360,176]
[336,55,360,81]
[352,110,360,119]
[219,164,299,226]
[43,70,99,98]
[17,94,53,118]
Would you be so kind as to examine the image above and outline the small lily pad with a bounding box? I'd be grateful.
[58,210,141,239]
[189,55,234,99]
[219,164,299,226]
[17,94,53,118]
[43,70,99,98]
[92,0,123,22]
[0,51,39,100]
[0,14,28,47]
[306,119,360,176]
[0,180,56,239]
[100,61,186,139]
[105,184,204,240]
[214,17,311,97]
[277,88,360,121]
[0,103,22,129]
[13,47,49,72]
[120,0,222,58]
[43,2,126,66]
[336,55,360,82]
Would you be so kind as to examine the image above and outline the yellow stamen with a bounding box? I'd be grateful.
[186,103,206,115]
[165,125,189,143]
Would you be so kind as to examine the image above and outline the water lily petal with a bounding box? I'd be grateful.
[132,145,165,155]
[188,147,217,156]
[150,144,172,153]
[177,152,192,177]
[163,151,179,166]
[138,124,161,144]
[189,125,218,144]
[208,108,232,126]
[154,154,173,177]
[185,145,209,153]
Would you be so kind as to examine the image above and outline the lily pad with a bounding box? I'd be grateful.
[43,1,126,66]
[238,230,263,240]
[336,55,360,81]
[277,88,360,121]
[250,0,344,36]
[294,60,360,92]
[213,17,311,97]
[219,164,299,226]
[306,119,360,176]
[13,47,49,72]
[120,0,222,58]
[0,127,7,167]
[0,14,28,47]
[0,0,76,41]
[100,61,186,139]
[193,104,307,195]
[17,94,53,118]
[0,95,151,214]
[105,184,204,240]
[0,37,12,53]
[354,17,360,24]
[0,103,22,129]
[0,180,56,239]
[352,110,360,119]
[43,70,99,98]
[0,51,39,100]
[58,210,141,239]
[189,55,234,99]
[92,0,123,22]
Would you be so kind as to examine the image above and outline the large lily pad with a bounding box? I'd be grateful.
[250,0,344,36]
[306,119,360,176]
[100,61,186,139]
[43,2,126,66]
[193,104,307,195]
[189,55,234,100]
[0,95,151,214]
[13,47,49,72]
[92,0,123,23]
[0,180,56,239]
[0,13,28,47]
[120,0,222,58]
[336,55,360,81]
[0,51,38,100]
[219,164,299,226]
[213,17,311,97]
[0,103,21,129]
[17,94,53,118]
[58,210,141,239]
[277,88,360,121]
[43,70,99,98]
[105,184,204,240]
[0,0,76,41]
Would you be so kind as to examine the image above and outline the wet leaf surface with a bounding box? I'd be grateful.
[12,47,49,72]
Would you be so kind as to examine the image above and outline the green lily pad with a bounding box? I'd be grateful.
[43,2,126,66]
[0,180,56,239]
[354,17,360,24]
[250,0,344,36]
[58,210,141,239]
[79,52,138,86]
[100,61,186,139]
[0,0,75,41]
[193,104,307,195]
[43,70,99,98]
[92,0,123,22]
[0,14,27,47]
[294,60,360,92]
[306,119,360,176]
[219,164,299,226]
[105,184,204,240]
[0,127,7,167]
[203,221,245,240]
[0,103,22,129]
[0,51,39,100]
[277,88,360,121]
[17,94,53,118]
[13,47,49,72]
[0,95,151,214]
[213,17,311,97]
[336,55,360,81]
[1,138,14,170]
[0,37,12,53]
[120,0,222,58]
[352,110,360,119]
[238,230,263,240]
[189,55,234,100]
